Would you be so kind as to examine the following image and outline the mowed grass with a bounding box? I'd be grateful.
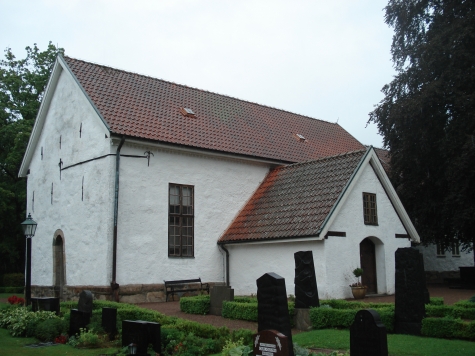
[0,328,118,355]
[293,328,475,356]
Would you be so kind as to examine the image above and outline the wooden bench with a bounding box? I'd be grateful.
[164,278,209,302]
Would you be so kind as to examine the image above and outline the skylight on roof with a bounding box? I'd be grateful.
[180,107,195,117]
[296,133,306,142]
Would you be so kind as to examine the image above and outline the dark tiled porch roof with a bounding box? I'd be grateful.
[64,57,364,163]
[218,149,367,243]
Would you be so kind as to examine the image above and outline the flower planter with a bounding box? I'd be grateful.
[351,286,367,300]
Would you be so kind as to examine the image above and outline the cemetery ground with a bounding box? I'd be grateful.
[1,287,475,356]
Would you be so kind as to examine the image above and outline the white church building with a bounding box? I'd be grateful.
[19,56,420,302]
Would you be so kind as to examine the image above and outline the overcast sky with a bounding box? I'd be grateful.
[2,0,396,147]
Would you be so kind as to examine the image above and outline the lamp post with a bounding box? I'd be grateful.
[21,213,37,306]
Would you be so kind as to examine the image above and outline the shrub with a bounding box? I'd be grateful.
[0,287,24,293]
[0,307,59,337]
[35,318,68,341]
[230,328,254,346]
[2,273,24,287]
[161,328,222,356]
[180,295,210,314]
[221,337,252,356]
[429,297,444,306]
[222,300,295,326]
[76,328,101,348]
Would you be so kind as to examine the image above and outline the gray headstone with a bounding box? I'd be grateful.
[78,290,93,314]
[253,329,289,356]
[294,251,320,308]
[350,309,388,356]
[209,285,234,316]
[394,247,428,335]
[257,272,294,356]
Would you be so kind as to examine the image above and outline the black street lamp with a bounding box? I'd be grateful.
[21,213,37,306]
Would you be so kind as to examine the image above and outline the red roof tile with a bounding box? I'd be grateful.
[218,149,367,243]
[64,57,364,163]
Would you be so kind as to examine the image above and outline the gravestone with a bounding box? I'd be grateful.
[209,285,234,315]
[122,320,161,356]
[350,309,388,356]
[253,329,289,356]
[69,290,93,336]
[31,297,60,315]
[257,272,294,356]
[294,251,320,308]
[78,290,93,314]
[101,307,118,339]
[394,248,427,335]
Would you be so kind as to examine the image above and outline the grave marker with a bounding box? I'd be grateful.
[257,272,294,356]
[253,329,289,356]
[209,285,234,316]
[350,309,388,356]
[294,251,319,308]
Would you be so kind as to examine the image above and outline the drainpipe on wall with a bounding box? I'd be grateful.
[220,244,230,287]
[111,136,125,302]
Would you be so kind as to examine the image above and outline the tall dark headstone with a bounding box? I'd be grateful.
[257,272,294,356]
[122,320,161,356]
[294,251,319,308]
[209,285,234,315]
[102,307,118,339]
[350,309,388,356]
[394,247,428,335]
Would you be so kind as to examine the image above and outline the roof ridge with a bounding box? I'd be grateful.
[281,147,368,169]
[64,56,338,126]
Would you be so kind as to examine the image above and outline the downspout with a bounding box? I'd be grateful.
[220,244,230,287]
[111,136,125,302]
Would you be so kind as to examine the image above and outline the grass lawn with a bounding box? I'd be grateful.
[293,329,475,356]
[0,328,119,355]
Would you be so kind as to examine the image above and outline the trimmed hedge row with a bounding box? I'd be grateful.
[422,317,475,340]
[180,295,210,315]
[426,305,475,319]
[310,306,395,332]
[222,300,295,326]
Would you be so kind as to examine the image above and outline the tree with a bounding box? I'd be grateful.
[0,42,64,274]
[369,1,475,255]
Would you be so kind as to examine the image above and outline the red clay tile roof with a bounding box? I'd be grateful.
[64,56,364,163]
[373,147,390,174]
[218,149,368,243]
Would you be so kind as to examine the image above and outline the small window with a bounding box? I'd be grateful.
[363,192,378,225]
[180,107,195,117]
[436,242,446,257]
[452,241,460,257]
[168,184,194,257]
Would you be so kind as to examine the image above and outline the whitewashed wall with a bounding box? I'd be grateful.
[26,68,113,287]
[415,244,474,272]
[227,163,411,299]
[115,142,270,285]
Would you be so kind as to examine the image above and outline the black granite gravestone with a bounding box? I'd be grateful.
[69,309,91,336]
[209,285,234,315]
[350,309,388,356]
[294,251,319,308]
[31,297,60,315]
[122,320,161,356]
[253,329,289,356]
[101,307,117,339]
[395,248,427,335]
[257,272,294,356]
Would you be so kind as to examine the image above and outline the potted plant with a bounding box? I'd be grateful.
[349,267,367,299]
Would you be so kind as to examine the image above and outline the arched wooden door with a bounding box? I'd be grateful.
[360,238,377,294]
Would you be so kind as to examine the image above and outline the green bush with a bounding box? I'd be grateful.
[421,317,472,339]
[309,306,394,332]
[429,297,444,306]
[426,305,452,317]
[0,306,59,337]
[320,299,393,310]
[453,300,475,309]
[221,300,295,326]
[35,317,68,341]
[0,287,24,293]
[180,295,210,314]
[2,273,24,287]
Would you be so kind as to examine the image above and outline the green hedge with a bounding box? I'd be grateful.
[222,300,295,326]
[309,306,395,332]
[180,295,210,314]
[2,274,24,287]
[0,287,24,294]
[320,299,393,310]
[422,317,475,340]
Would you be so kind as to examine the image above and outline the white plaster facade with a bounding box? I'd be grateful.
[415,244,474,272]
[226,164,411,299]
